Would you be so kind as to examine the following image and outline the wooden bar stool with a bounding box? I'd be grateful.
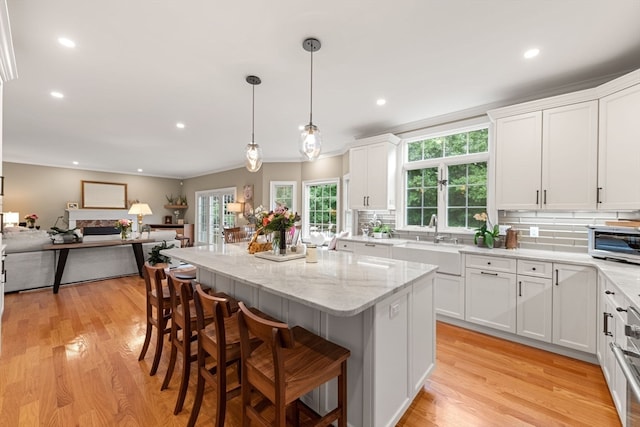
[162,274,214,414]
[224,227,243,243]
[187,285,244,427]
[138,262,172,376]
[237,302,351,427]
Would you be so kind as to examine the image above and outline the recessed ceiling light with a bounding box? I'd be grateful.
[137,168,143,172]
[176,122,185,129]
[72,161,79,165]
[524,48,540,59]
[376,99,386,106]
[50,91,64,99]
[57,37,76,48]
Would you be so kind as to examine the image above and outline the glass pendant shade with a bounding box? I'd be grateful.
[245,142,263,172]
[299,123,322,161]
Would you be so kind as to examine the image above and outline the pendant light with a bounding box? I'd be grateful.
[299,38,322,161]
[245,75,263,172]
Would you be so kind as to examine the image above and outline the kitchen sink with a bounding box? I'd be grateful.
[391,242,462,275]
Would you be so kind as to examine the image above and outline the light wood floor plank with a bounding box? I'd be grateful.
[0,277,621,426]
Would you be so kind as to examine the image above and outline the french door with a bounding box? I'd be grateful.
[195,187,236,245]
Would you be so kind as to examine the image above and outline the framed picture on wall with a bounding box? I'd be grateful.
[66,202,79,209]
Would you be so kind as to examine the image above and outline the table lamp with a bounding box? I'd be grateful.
[227,202,243,226]
[128,203,152,238]
[3,211,19,227]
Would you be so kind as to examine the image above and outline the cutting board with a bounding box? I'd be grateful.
[604,220,640,227]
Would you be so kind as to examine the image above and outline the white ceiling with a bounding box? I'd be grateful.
[3,0,640,179]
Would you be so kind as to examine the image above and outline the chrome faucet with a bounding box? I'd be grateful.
[429,214,445,243]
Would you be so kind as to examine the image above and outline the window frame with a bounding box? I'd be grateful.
[399,123,492,233]
[269,181,297,212]
[301,178,340,241]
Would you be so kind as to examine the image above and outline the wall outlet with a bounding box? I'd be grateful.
[530,226,539,237]
[498,225,510,235]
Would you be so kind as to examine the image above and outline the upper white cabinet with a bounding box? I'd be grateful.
[494,101,598,210]
[598,83,640,209]
[349,134,400,210]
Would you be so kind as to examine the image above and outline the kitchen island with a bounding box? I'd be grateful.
[163,243,437,427]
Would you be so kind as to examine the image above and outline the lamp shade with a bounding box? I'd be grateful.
[3,211,19,226]
[227,202,244,213]
[128,203,152,216]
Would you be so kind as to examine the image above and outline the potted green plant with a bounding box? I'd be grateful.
[147,240,176,265]
[473,212,500,248]
[372,224,391,239]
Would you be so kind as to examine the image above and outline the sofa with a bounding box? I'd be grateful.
[3,227,181,293]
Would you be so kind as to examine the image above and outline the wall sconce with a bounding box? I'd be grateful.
[128,203,152,238]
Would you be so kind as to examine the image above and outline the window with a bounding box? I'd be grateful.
[269,181,297,212]
[404,127,489,229]
[302,179,339,239]
[195,187,236,245]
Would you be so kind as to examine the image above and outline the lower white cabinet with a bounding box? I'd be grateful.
[464,255,596,353]
[465,267,517,333]
[516,275,552,342]
[552,263,597,353]
[597,273,627,425]
[434,273,465,319]
[336,239,392,258]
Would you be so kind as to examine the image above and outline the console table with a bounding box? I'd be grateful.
[43,239,154,293]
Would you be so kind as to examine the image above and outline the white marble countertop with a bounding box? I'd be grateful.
[337,235,409,246]
[163,243,437,317]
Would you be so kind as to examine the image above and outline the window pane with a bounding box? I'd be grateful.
[407,208,422,225]
[407,141,423,162]
[407,169,423,188]
[448,208,466,227]
[448,184,466,207]
[424,138,443,159]
[468,129,488,153]
[406,189,422,207]
[444,133,467,157]
[423,188,437,207]
[424,167,438,186]
[306,182,338,235]
[422,208,437,226]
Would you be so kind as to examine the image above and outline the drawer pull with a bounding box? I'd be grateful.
[617,307,628,313]
[531,267,536,271]
[605,290,615,295]
[487,261,491,265]
[480,271,498,276]
[519,281,522,297]
[364,243,376,247]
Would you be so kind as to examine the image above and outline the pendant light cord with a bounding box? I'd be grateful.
[251,83,255,144]
[309,46,314,125]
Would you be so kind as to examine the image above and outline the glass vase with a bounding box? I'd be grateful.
[279,229,287,255]
[121,230,128,240]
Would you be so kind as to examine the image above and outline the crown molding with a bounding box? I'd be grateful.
[0,0,17,82]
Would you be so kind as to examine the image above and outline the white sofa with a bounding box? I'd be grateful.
[3,228,181,293]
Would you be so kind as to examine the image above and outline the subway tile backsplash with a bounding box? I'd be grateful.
[356,209,640,253]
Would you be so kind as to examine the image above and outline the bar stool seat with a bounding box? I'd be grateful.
[238,301,351,427]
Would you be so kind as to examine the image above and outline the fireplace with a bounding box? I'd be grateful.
[66,208,136,231]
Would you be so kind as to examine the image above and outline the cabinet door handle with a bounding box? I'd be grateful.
[597,187,603,204]
[617,307,628,312]
[555,269,559,286]
[536,190,539,205]
[605,290,615,295]
[543,189,547,205]
[487,261,491,265]
[603,312,613,336]
[363,196,366,206]
[480,271,498,276]
[367,196,370,206]
[364,243,376,247]
[519,281,522,297]
[531,267,536,271]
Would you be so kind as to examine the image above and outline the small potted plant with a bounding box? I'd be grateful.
[372,224,391,239]
[49,226,81,243]
[473,212,500,248]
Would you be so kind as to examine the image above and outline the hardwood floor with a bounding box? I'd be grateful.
[0,277,621,426]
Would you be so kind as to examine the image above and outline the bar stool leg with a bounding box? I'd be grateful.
[138,305,152,361]
[150,310,167,376]
[339,361,347,427]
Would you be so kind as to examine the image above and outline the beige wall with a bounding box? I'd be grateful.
[3,153,349,230]
[3,162,182,229]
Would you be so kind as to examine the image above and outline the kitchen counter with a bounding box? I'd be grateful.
[163,243,436,317]
[162,243,437,427]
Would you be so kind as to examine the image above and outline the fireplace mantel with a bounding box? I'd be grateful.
[66,209,136,230]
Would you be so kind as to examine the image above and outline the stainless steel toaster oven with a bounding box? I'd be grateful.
[588,225,640,264]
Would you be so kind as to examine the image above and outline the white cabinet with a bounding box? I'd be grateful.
[598,83,640,210]
[336,239,391,258]
[465,255,517,333]
[373,273,434,427]
[597,273,627,425]
[495,111,542,210]
[552,263,597,353]
[516,259,552,343]
[433,274,465,320]
[349,134,399,210]
[495,101,598,210]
